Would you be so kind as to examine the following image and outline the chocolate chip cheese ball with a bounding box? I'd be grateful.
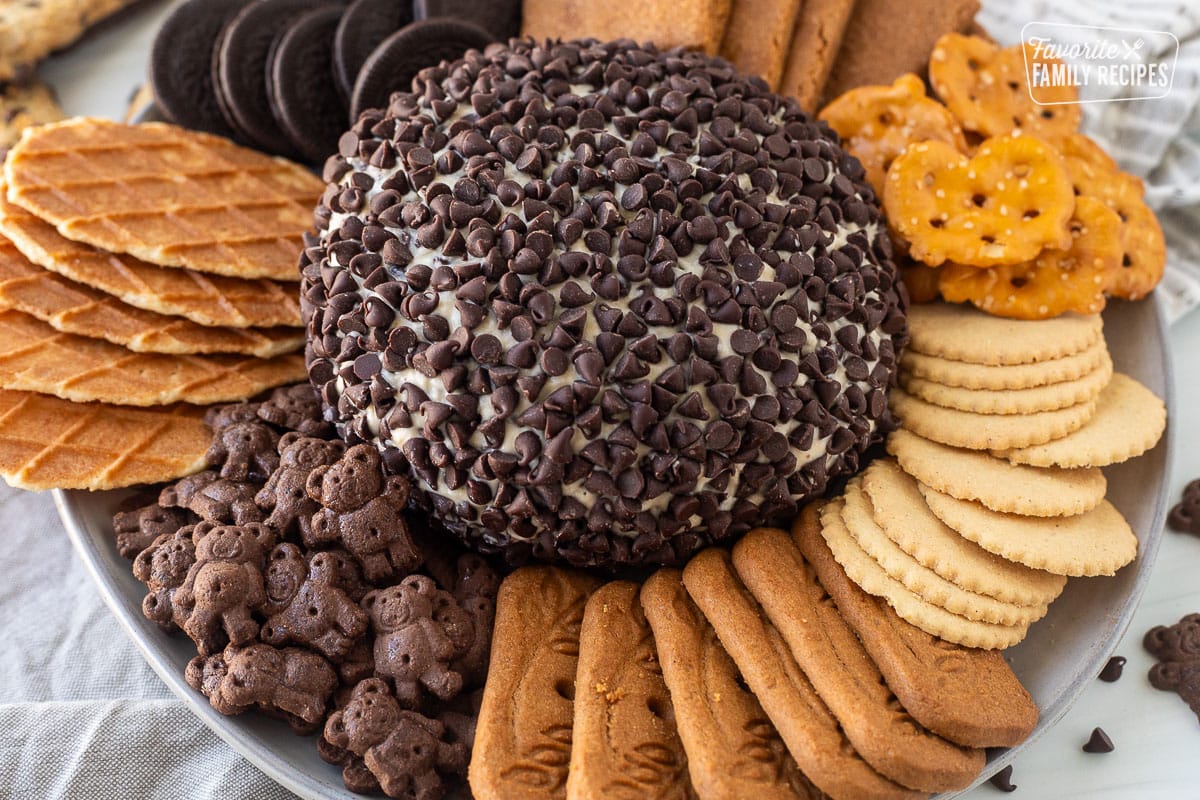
[302,38,908,569]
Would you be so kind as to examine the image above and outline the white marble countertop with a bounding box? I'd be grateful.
[32,2,1200,797]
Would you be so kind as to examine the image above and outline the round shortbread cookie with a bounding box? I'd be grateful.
[907,303,1103,366]
[819,498,1030,650]
[890,387,1098,450]
[995,373,1166,469]
[841,478,1049,626]
[900,353,1112,415]
[901,339,1110,390]
[861,459,1067,606]
[919,485,1138,577]
[887,428,1106,517]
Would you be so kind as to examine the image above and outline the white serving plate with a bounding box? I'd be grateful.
[55,296,1173,800]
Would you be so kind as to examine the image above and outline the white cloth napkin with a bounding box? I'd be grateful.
[0,486,297,800]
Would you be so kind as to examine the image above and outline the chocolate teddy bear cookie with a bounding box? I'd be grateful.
[307,443,423,582]
[132,526,198,633]
[1168,479,1200,536]
[186,641,338,734]
[448,554,499,689]
[1145,613,1200,722]
[206,418,280,483]
[117,384,499,800]
[257,382,337,438]
[175,522,276,656]
[113,501,196,559]
[260,542,370,662]
[159,470,264,526]
[256,433,347,544]
[363,574,471,708]
[324,678,468,799]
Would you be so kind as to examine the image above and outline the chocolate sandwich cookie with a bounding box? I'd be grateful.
[414,0,521,41]
[271,6,351,164]
[332,0,414,106]
[213,0,338,160]
[150,0,253,140]
[349,18,494,120]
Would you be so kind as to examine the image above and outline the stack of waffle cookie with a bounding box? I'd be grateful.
[470,513,1038,800]
[0,117,322,491]
[820,302,1165,648]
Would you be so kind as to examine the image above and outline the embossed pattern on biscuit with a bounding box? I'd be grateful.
[470,567,601,800]
[683,548,923,800]
[642,569,826,800]
[791,504,1039,748]
[568,581,695,800]
[732,527,986,792]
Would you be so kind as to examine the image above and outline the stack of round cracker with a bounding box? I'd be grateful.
[820,302,1166,648]
[0,117,321,491]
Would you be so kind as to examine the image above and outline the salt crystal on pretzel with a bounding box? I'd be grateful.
[939,196,1118,319]
[820,73,967,194]
[928,33,1080,144]
[884,134,1075,267]
[1059,135,1165,301]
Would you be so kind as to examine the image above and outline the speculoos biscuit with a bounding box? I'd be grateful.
[567,580,694,800]
[641,569,825,800]
[470,566,601,800]
[732,527,986,792]
[791,503,1039,748]
[683,548,925,800]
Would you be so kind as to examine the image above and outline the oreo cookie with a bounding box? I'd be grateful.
[150,0,253,140]
[349,18,494,120]
[213,0,337,160]
[332,0,414,106]
[270,6,351,164]
[414,0,521,40]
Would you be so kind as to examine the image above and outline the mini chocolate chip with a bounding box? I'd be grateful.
[730,329,759,354]
[505,339,538,368]
[422,315,450,341]
[988,765,1017,793]
[621,183,647,211]
[471,334,503,365]
[560,281,595,307]
[1082,727,1114,754]
[1098,656,1126,683]
[557,218,584,246]
[511,314,535,343]
[540,347,570,376]
[617,468,645,499]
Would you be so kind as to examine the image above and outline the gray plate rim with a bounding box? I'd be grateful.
[54,296,1175,800]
